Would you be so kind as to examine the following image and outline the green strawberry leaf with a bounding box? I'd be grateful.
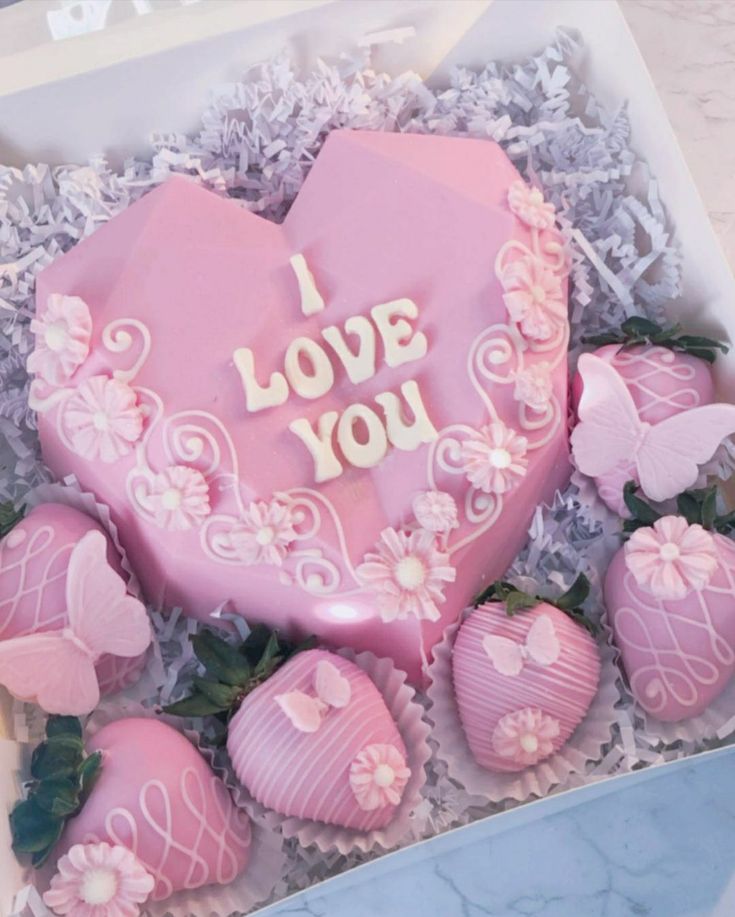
[582,318,728,363]
[33,778,80,818]
[31,825,65,868]
[163,692,231,718]
[78,751,103,802]
[473,575,595,632]
[10,799,63,854]
[0,502,25,539]
[192,675,242,708]
[555,574,591,611]
[45,715,83,740]
[30,735,83,780]
[191,631,251,687]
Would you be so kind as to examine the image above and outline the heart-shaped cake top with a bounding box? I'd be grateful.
[30,130,570,680]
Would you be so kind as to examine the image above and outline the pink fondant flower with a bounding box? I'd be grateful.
[624,515,718,600]
[513,362,553,410]
[148,465,211,531]
[229,499,297,566]
[460,422,528,495]
[492,707,560,766]
[507,181,557,230]
[412,490,459,534]
[43,842,154,917]
[356,527,455,623]
[349,743,411,811]
[500,254,565,342]
[27,293,92,386]
[63,375,143,462]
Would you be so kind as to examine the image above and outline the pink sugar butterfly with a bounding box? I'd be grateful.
[572,353,735,503]
[482,614,560,677]
[0,530,151,716]
[275,659,352,733]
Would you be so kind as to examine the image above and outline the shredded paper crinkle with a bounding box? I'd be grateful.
[3,30,732,916]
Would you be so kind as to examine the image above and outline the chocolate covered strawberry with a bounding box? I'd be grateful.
[11,715,252,910]
[0,503,150,700]
[165,627,412,832]
[452,578,600,772]
[605,487,735,721]
[0,502,151,713]
[573,318,726,513]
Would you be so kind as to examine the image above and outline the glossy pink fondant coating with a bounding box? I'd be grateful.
[452,603,600,772]
[0,503,145,696]
[34,130,570,682]
[572,344,715,514]
[59,718,252,901]
[605,536,735,721]
[228,649,406,830]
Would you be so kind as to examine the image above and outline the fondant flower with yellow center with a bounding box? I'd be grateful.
[624,515,719,600]
[349,743,411,811]
[500,254,565,342]
[148,465,211,531]
[43,842,155,917]
[492,707,560,766]
[460,422,528,495]
[356,527,456,623]
[63,375,144,463]
[412,490,459,534]
[28,293,92,386]
[229,499,298,566]
[507,180,557,230]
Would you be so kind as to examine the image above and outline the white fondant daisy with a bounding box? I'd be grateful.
[412,490,459,534]
[349,743,410,811]
[357,527,455,623]
[28,293,92,386]
[148,465,211,531]
[507,180,557,230]
[460,422,528,495]
[499,254,565,342]
[491,707,560,766]
[513,362,553,411]
[229,499,297,566]
[63,375,143,462]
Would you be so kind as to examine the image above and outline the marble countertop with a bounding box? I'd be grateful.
[269,3,735,916]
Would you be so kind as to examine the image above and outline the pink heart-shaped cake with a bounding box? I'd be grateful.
[572,343,715,514]
[228,649,410,830]
[452,602,600,771]
[58,718,252,901]
[29,130,570,681]
[0,503,147,699]
[605,515,735,721]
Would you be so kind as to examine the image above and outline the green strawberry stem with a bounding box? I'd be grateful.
[0,502,25,539]
[582,316,728,364]
[10,716,102,868]
[622,481,735,535]
[163,624,316,722]
[472,574,596,635]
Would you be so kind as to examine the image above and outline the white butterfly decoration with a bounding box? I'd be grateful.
[275,659,352,733]
[482,614,561,677]
[0,530,152,716]
[571,353,735,503]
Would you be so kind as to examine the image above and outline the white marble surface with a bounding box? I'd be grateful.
[621,0,735,270]
[266,751,735,917]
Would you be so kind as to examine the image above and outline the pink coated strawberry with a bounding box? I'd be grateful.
[572,342,715,514]
[0,502,147,696]
[452,601,600,772]
[605,514,735,722]
[227,649,411,830]
[58,718,252,901]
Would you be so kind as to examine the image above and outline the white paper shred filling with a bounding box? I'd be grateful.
[3,31,733,916]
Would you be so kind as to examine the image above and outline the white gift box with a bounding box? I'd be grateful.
[1,0,734,914]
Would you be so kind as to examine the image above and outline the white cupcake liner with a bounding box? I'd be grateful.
[426,610,620,802]
[13,700,285,917]
[226,649,432,856]
[602,610,735,748]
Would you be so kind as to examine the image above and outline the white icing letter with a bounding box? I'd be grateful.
[233,347,288,413]
[290,253,325,316]
[337,404,388,469]
[375,380,438,451]
[284,337,335,400]
[321,316,376,384]
[289,412,343,483]
[371,299,428,368]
